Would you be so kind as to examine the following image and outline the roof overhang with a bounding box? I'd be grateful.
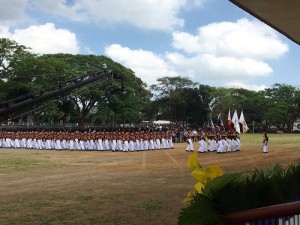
[229,0,300,45]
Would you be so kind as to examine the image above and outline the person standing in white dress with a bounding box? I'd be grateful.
[198,137,208,153]
[262,132,269,153]
[186,130,194,152]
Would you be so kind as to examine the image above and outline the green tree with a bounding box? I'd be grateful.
[234,89,269,131]
[5,54,74,125]
[197,84,215,126]
[0,38,35,101]
[182,87,212,127]
[0,39,150,127]
[209,87,234,116]
[151,76,198,98]
[263,83,300,132]
[95,66,151,126]
[0,38,38,122]
[0,38,32,79]
[150,76,212,127]
[42,54,150,128]
[209,87,269,132]
[150,76,198,123]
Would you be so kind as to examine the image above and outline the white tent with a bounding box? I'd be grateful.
[153,120,171,125]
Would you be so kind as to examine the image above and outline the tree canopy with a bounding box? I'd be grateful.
[0,38,299,132]
[0,38,150,128]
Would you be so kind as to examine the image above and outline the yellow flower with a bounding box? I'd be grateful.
[184,182,206,205]
[188,152,223,185]
[191,167,208,184]
[194,182,205,193]
[188,151,201,170]
[185,150,224,205]
[206,164,223,181]
[184,190,196,205]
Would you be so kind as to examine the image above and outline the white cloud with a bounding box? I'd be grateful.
[0,23,80,54]
[0,0,31,25]
[105,18,289,90]
[184,0,209,10]
[169,18,288,85]
[165,52,273,82]
[30,0,190,30]
[223,82,267,92]
[30,0,86,22]
[105,44,177,85]
[0,0,290,90]
[0,26,11,37]
[0,0,209,31]
[172,18,288,59]
[0,0,207,30]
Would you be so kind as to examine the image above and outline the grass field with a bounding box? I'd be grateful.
[0,133,300,225]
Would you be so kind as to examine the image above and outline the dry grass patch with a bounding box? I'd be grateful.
[0,133,299,225]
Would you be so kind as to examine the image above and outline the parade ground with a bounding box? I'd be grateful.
[0,133,300,225]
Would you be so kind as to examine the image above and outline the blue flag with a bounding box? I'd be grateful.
[217,113,225,132]
[208,116,216,134]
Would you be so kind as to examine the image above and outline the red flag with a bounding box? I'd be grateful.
[227,109,232,129]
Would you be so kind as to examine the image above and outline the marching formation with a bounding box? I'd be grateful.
[184,109,246,153]
[0,109,247,153]
[0,129,174,151]
[185,127,241,153]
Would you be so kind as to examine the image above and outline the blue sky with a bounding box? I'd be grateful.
[1,0,299,91]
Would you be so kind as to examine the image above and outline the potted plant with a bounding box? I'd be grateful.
[178,152,300,225]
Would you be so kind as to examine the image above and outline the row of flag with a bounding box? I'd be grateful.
[228,109,249,134]
[208,110,249,134]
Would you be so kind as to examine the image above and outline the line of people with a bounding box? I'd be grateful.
[185,128,241,153]
[0,129,174,151]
